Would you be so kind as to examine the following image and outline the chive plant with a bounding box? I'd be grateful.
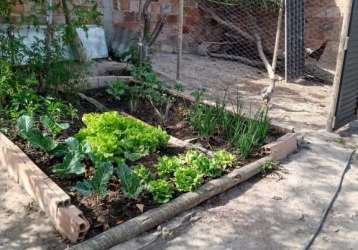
[188,90,270,158]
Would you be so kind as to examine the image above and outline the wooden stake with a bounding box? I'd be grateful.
[272,0,284,73]
[176,0,184,81]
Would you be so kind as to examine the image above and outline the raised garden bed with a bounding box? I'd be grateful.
[0,75,298,249]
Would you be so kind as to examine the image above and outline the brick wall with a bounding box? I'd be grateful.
[1,0,103,24]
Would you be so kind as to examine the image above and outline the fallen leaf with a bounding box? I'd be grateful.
[116,219,125,225]
[136,203,145,213]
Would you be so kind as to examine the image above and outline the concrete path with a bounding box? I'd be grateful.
[112,133,358,250]
[0,162,66,250]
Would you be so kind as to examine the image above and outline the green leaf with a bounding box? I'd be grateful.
[52,137,86,177]
[16,115,58,152]
[91,161,113,198]
[26,129,58,152]
[133,164,153,184]
[116,163,143,199]
[75,181,94,197]
[124,151,142,162]
[40,115,69,136]
[74,161,113,199]
[17,115,33,135]
[148,179,174,204]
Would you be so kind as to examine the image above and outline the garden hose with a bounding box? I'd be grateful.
[303,149,356,250]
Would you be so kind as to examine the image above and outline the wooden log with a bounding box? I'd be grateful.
[78,93,108,112]
[69,156,271,250]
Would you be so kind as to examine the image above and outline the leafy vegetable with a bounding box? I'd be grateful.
[174,167,203,192]
[156,156,182,177]
[106,80,127,100]
[133,165,153,184]
[17,115,58,152]
[188,90,270,158]
[75,161,113,200]
[53,137,89,178]
[40,115,69,137]
[148,179,174,204]
[76,112,169,162]
[212,150,236,169]
[116,163,143,199]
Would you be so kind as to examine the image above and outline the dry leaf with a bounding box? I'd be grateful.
[136,203,145,213]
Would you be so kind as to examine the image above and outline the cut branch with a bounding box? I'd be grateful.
[200,5,275,80]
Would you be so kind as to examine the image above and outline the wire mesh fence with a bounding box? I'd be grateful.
[110,0,345,87]
[180,0,283,77]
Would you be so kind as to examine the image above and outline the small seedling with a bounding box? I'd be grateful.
[261,160,279,175]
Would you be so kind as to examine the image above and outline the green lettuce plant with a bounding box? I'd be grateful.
[148,179,174,204]
[174,167,203,192]
[212,150,236,168]
[156,156,183,177]
[76,112,169,162]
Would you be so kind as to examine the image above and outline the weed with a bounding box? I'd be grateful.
[261,160,279,175]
